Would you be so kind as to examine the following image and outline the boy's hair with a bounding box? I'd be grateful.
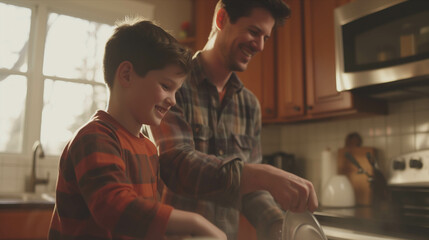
[209,0,291,40]
[103,18,193,89]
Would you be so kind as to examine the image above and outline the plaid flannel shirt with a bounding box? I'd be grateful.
[151,52,283,239]
[50,111,172,240]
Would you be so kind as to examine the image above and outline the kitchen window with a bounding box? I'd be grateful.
[0,0,154,157]
[41,13,112,155]
[0,2,31,154]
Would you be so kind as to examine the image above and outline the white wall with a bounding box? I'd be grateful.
[261,98,429,197]
[136,0,192,38]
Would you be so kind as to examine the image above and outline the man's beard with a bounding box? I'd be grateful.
[226,51,249,72]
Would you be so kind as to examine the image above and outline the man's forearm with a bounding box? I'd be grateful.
[240,163,271,195]
[241,190,284,239]
[240,163,319,213]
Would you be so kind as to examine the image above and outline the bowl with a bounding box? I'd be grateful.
[282,210,327,240]
[321,175,355,207]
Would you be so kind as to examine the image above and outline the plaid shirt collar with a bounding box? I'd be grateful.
[192,51,244,94]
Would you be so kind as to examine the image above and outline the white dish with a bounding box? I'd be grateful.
[282,211,327,240]
[321,174,355,207]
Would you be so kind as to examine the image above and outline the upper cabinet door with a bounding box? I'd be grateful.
[276,0,305,119]
[303,0,354,115]
[193,0,218,51]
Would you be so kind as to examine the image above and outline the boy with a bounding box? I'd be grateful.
[48,18,226,240]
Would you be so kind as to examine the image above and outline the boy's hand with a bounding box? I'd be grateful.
[241,164,318,213]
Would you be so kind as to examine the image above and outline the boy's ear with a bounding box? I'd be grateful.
[216,8,228,30]
[117,61,133,87]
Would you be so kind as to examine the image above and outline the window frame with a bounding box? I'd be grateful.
[0,0,154,159]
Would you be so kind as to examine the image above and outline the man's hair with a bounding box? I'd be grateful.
[221,0,291,26]
[209,0,291,40]
[103,17,193,89]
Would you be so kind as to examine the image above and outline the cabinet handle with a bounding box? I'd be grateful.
[293,106,301,111]
[306,105,314,110]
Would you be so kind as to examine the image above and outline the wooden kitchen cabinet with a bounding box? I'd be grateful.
[192,0,217,51]
[271,0,387,123]
[303,0,355,117]
[275,0,306,120]
[0,208,53,239]
[178,0,217,51]
[302,0,387,119]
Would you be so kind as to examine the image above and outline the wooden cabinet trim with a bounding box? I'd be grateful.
[276,0,305,119]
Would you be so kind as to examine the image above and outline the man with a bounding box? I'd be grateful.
[151,0,318,239]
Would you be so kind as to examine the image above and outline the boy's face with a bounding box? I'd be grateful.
[218,7,275,72]
[129,64,186,126]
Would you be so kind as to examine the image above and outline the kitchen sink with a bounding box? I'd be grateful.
[0,192,55,204]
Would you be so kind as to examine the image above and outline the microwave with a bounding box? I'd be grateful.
[334,0,429,99]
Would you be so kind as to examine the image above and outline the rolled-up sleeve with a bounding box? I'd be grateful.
[152,102,243,208]
[238,99,284,237]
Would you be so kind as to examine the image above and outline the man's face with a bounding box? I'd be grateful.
[128,64,186,126]
[218,7,275,72]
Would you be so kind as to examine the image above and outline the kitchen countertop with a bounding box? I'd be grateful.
[0,201,54,210]
[1,194,428,238]
[0,192,55,210]
[315,206,429,240]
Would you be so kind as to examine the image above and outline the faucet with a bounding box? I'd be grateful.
[28,141,49,192]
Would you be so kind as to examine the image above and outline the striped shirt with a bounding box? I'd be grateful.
[151,52,283,239]
[49,110,172,240]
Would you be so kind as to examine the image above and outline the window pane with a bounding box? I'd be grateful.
[40,79,107,155]
[0,2,31,72]
[43,13,114,82]
[0,74,27,153]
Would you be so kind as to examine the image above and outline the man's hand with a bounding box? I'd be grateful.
[241,164,318,213]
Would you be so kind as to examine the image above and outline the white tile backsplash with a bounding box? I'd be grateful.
[415,98,429,111]
[373,116,386,137]
[386,135,402,159]
[400,133,416,153]
[399,111,415,134]
[416,132,429,150]
[0,154,58,193]
[415,110,429,133]
[261,98,429,196]
[386,113,401,136]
